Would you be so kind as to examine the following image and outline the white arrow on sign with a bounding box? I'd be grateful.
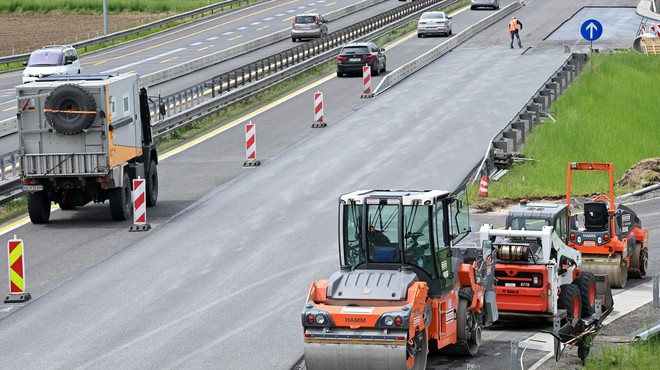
[586,22,599,39]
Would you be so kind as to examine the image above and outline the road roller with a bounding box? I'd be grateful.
[301,188,498,370]
[566,162,649,288]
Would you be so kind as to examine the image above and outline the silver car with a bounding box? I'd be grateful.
[291,13,328,42]
[417,12,452,37]
[471,0,500,10]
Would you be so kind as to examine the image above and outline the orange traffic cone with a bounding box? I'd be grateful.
[478,175,489,197]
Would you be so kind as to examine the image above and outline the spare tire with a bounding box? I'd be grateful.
[44,84,97,135]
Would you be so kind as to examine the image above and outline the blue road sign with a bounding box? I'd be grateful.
[581,19,603,41]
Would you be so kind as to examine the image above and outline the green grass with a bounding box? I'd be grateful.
[479,51,660,200]
[586,338,660,370]
[0,0,220,14]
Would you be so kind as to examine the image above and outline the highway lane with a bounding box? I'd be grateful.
[0,0,653,369]
[0,0,402,120]
[0,2,503,307]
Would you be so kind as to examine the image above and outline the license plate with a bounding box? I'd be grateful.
[22,185,43,191]
[349,58,361,62]
[583,241,596,246]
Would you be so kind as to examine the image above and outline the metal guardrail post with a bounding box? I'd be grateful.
[510,341,521,370]
[654,273,659,307]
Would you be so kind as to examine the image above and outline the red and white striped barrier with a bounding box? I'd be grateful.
[362,65,371,96]
[312,91,327,128]
[244,121,261,167]
[5,236,31,303]
[130,178,151,232]
[478,175,489,197]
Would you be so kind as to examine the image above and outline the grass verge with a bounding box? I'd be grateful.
[471,50,660,206]
[586,337,660,370]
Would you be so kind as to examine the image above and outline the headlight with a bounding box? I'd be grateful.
[577,236,582,244]
[315,314,326,325]
[383,315,394,326]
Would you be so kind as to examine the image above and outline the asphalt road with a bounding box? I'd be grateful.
[0,0,655,369]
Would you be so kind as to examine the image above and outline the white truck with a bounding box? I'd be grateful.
[16,73,158,223]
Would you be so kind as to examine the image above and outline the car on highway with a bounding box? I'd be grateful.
[470,0,500,10]
[417,11,453,37]
[291,13,328,42]
[22,45,81,83]
[336,41,386,77]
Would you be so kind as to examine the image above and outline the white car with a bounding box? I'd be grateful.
[22,45,81,83]
[417,12,452,38]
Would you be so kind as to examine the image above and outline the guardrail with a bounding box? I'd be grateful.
[373,1,521,95]
[0,0,268,67]
[471,53,589,184]
[0,0,456,204]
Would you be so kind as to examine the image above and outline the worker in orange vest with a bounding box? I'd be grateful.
[509,16,523,49]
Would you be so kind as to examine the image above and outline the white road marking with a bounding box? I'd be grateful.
[101,48,186,73]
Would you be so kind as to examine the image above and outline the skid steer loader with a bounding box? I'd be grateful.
[301,188,498,370]
[480,200,614,363]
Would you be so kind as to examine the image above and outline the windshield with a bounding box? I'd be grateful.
[295,15,317,24]
[510,217,549,231]
[421,13,446,20]
[28,51,64,67]
[341,201,437,278]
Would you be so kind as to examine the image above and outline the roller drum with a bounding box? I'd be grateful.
[304,328,408,370]
[580,255,627,289]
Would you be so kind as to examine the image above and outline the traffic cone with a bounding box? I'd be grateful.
[478,175,489,197]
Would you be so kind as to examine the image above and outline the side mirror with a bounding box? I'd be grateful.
[380,47,386,52]
[23,62,28,66]
[448,16,452,19]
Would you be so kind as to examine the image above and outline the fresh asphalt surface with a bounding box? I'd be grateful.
[0,0,656,369]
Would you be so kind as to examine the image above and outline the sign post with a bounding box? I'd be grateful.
[580,19,603,72]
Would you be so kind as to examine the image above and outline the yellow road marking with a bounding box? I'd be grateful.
[160,57,178,64]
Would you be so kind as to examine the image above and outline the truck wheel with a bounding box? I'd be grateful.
[557,284,581,325]
[44,84,97,135]
[575,272,596,317]
[628,242,647,278]
[109,173,133,221]
[28,192,51,224]
[146,159,158,207]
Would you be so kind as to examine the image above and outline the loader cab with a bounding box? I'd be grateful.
[338,189,470,297]
[506,201,570,243]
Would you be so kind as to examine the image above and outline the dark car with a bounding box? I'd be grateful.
[336,42,386,77]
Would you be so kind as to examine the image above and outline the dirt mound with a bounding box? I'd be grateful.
[616,157,660,190]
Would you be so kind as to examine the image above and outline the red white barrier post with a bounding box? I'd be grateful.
[312,91,327,128]
[361,65,371,97]
[130,178,151,232]
[478,175,489,197]
[5,235,31,303]
[244,121,261,167]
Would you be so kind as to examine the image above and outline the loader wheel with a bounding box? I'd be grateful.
[44,84,97,135]
[109,172,133,221]
[146,159,158,207]
[628,242,647,278]
[28,191,51,224]
[407,328,428,370]
[557,284,581,325]
[575,272,596,318]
